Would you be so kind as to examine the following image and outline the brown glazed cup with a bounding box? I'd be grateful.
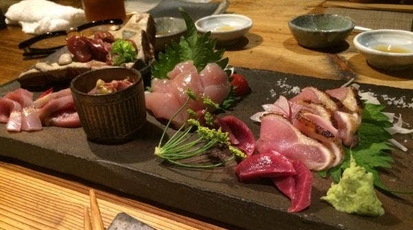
[70,67,146,144]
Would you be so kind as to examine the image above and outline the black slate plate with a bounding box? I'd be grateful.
[1,68,412,230]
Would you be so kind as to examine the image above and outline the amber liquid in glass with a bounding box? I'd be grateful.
[82,0,126,22]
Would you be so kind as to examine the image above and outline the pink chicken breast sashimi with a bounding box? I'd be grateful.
[4,88,33,107]
[325,86,362,113]
[0,98,23,131]
[291,86,362,148]
[145,61,231,128]
[0,88,81,132]
[256,114,335,171]
[2,88,38,132]
[36,94,80,128]
[290,87,338,112]
[250,86,363,170]
[291,111,344,167]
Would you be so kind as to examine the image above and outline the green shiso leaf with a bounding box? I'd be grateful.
[151,7,228,79]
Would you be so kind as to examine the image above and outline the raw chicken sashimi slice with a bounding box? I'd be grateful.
[256,114,334,171]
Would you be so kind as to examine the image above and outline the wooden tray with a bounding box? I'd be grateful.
[1,68,412,230]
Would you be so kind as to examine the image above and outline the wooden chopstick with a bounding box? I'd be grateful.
[84,206,92,230]
[323,1,413,13]
[86,189,105,230]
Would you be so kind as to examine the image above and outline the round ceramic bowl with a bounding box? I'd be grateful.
[195,14,253,45]
[155,17,187,51]
[70,67,146,144]
[288,14,355,49]
[353,29,413,70]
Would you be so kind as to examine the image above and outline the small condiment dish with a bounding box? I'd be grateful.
[288,14,355,49]
[70,67,146,144]
[195,14,252,45]
[353,29,413,70]
[155,17,187,51]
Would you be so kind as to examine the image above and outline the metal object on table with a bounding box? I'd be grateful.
[85,189,155,230]
[0,10,6,30]
[107,212,155,230]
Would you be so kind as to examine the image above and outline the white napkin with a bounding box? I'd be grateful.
[5,0,87,34]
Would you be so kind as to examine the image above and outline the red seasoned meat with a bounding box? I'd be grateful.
[67,35,93,62]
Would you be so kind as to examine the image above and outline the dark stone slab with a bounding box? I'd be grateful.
[1,68,412,230]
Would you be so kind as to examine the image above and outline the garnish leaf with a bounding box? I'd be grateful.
[151,7,228,79]
[110,39,138,65]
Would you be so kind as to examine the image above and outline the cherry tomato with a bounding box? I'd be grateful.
[231,73,251,97]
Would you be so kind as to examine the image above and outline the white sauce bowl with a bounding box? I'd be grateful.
[195,14,252,45]
[353,29,413,70]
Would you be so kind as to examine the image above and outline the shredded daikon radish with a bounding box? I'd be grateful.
[359,91,381,105]
[385,114,413,135]
[389,138,408,152]
[341,78,355,88]
[356,87,411,151]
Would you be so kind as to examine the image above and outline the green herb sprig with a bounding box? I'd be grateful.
[154,89,246,168]
[110,39,138,66]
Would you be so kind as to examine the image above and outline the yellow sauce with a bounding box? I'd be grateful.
[215,25,235,32]
[374,44,412,53]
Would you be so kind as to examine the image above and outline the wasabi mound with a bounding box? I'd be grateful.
[321,156,384,217]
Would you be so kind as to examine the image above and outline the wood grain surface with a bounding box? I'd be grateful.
[0,162,225,230]
[1,0,413,229]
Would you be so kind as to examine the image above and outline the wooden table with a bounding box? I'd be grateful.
[1,0,412,229]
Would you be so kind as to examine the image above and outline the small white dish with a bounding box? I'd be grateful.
[195,14,252,45]
[155,17,187,51]
[353,29,413,70]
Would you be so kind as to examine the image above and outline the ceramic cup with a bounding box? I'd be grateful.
[70,67,146,144]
